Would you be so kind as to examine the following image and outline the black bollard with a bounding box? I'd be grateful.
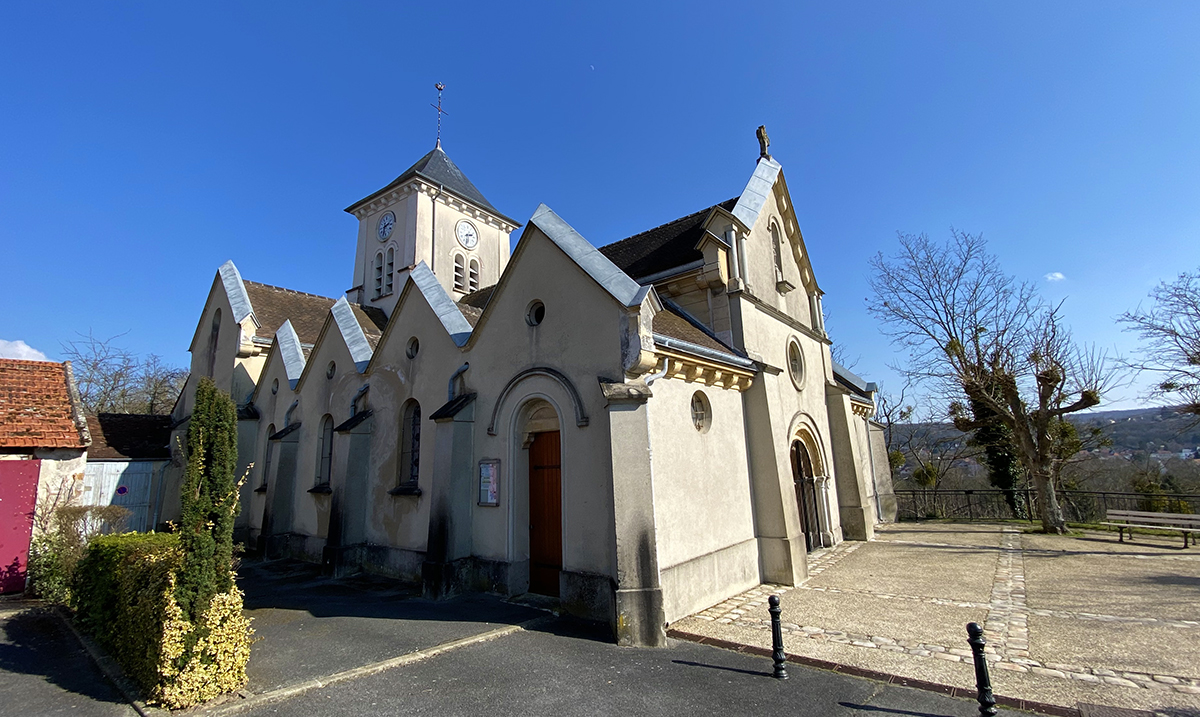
[769,594,788,680]
[966,622,997,716]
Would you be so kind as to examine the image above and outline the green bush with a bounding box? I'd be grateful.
[27,505,129,605]
[72,532,252,708]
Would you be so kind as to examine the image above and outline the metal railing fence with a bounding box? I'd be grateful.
[894,489,1200,523]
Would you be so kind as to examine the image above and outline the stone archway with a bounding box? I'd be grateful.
[514,398,563,597]
[791,430,833,551]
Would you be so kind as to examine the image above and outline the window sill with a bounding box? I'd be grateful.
[388,484,422,497]
[254,484,268,494]
[307,483,332,495]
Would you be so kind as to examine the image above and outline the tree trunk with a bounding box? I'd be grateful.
[1032,469,1067,534]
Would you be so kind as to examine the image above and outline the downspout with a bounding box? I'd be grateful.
[350,384,369,416]
[448,362,470,401]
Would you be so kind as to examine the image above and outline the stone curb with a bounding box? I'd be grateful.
[667,628,1081,717]
[54,606,162,717]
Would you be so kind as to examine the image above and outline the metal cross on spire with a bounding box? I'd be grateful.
[431,83,448,149]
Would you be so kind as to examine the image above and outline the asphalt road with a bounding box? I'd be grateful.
[236,618,1021,717]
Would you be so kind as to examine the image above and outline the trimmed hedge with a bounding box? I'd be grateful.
[73,532,252,708]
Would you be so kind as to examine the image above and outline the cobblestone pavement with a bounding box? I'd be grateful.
[672,523,1200,714]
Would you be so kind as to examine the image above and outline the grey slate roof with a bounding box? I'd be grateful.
[345,146,518,226]
[832,361,878,398]
[598,198,738,281]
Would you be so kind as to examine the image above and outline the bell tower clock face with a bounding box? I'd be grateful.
[377,211,395,241]
[455,220,479,250]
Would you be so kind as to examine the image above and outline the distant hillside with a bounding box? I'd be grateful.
[890,406,1200,455]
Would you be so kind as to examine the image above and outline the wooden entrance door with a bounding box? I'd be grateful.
[528,430,562,596]
[791,441,821,552]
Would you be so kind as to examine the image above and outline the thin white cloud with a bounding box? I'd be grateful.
[0,339,49,361]
[1044,272,1065,282]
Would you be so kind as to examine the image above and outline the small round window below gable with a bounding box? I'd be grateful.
[271,378,279,395]
[690,391,712,434]
[406,337,420,359]
[787,339,805,390]
[326,361,336,379]
[526,300,546,327]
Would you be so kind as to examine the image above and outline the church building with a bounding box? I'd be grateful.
[165,129,896,647]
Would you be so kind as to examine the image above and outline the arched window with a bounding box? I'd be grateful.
[468,258,480,292]
[316,414,334,486]
[206,308,222,378]
[771,222,784,282]
[399,400,421,487]
[384,247,395,295]
[373,252,384,298]
[453,254,466,293]
[259,424,275,490]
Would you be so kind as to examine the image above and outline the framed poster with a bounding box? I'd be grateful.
[478,459,500,506]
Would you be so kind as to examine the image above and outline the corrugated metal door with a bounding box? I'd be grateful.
[82,461,153,532]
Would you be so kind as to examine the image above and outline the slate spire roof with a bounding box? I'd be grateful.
[345,146,518,226]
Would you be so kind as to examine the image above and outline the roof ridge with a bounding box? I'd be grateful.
[243,280,337,302]
[601,198,740,251]
[0,358,63,367]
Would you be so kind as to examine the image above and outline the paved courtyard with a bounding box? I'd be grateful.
[670,521,1200,715]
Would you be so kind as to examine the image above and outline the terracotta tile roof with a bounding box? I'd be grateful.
[598,198,738,280]
[458,284,496,310]
[243,281,337,345]
[85,413,172,460]
[0,359,88,449]
[455,302,483,327]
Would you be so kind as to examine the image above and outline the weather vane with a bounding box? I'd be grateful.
[432,82,448,149]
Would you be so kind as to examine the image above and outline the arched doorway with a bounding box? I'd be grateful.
[791,439,826,551]
[522,401,562,597]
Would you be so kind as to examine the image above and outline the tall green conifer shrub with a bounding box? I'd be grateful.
[177,377,239,621]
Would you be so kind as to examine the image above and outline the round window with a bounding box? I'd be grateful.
[690,391,712,434]
[326,361,336,379]
[406,337,420,359]
[526,300,546,327]
[271,378,279,395]
[787,340,804,390]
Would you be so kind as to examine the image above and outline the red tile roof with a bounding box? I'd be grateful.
[0,359,88,449]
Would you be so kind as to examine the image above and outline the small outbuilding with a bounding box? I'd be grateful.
[83,414,174,532]
[0,358,90,594]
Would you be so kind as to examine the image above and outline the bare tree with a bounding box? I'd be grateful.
[868,231,1117,533]
[61,332,187,415]
[1119,267,1200,419]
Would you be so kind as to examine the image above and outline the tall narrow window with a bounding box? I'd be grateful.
[468,258,480,292]
[374,252,384,298]
[399,400,421,487]
[206,309,221,378]
[453,255,466,293]
[771,223,784,281]
[259,424,275,490]
[316,414,334,486]
[384,247,395,294]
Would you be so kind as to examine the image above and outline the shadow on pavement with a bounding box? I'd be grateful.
[672,658,770,678]
[0,608,127,710]
[838,703,955,717]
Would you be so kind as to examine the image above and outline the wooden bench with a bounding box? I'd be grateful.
[1100,509,1200,548]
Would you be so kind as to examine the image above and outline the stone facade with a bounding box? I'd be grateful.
[163,135,896,646]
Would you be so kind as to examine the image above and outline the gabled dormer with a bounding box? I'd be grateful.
[344,146,520,316]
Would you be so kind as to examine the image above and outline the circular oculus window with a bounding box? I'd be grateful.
[271,378,279,395]
[326,361,336,379]
[526,300,546,327]
[406,336,420,359]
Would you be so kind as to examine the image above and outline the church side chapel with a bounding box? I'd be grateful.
[164,125,896,647]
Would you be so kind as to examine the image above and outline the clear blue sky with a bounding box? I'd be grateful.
[3,2,1198,411]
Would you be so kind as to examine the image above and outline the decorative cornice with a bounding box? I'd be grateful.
[653,351,755,392]
[737,291,830,345]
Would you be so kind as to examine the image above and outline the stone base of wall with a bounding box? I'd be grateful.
[659,538,760,623]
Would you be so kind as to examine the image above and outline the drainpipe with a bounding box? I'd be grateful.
[643,358,669,387]
[350,384,369,416]
[448,362,470,401]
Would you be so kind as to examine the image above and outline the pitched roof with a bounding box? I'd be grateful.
[652,307,734,356]
[598,198,738,280]
[351,304,388,350]
[458,284,496,310]
[345,146,518,226]
[455,302,483,327]
[243,281,337,345]
[85,413,171,460]
[0,359,89,449]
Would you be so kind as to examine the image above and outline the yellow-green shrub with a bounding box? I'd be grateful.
[73,533,252,708]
